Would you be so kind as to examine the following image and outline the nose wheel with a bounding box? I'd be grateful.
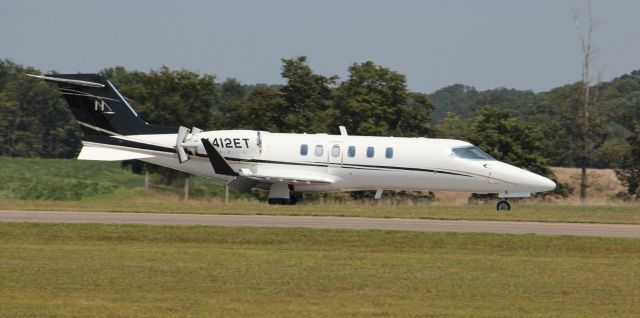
[496,200,511,211]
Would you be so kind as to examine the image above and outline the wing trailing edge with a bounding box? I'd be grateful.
[237,168,334,185]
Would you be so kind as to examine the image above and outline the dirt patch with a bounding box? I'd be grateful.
[551,167,625,204]
[433,167,625,205]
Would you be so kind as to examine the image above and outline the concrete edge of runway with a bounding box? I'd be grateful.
[1,210,639,238]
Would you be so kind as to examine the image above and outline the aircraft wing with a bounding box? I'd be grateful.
[200,138,334,192]
[237,168,334,185]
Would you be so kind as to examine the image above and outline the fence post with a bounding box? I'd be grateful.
[144,171,149,192]
[184,177,189,201]
[225,184,229,204]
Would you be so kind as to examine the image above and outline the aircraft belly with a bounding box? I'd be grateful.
[334,167,504,192]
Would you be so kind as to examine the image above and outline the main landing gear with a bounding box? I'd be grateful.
[496,200,511,211]
[267,183,299,205]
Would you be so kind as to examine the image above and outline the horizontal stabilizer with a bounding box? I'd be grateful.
[27,74,105,88]
[78,146,154,161]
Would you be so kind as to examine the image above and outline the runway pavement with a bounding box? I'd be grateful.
[0,210,639,238]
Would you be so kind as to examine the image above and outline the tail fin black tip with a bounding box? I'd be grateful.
[32,73,177,136]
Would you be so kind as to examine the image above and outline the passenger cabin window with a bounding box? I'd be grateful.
[347,146,356,158]
[331,145,340,158]
[385,147,393,159]
[452,146,495,160]
[315,145,324,156]
[366,147,374,158]
[300,144,308,156]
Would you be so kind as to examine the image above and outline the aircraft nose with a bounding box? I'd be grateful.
[496,162,557,193]
[528,174,556,193]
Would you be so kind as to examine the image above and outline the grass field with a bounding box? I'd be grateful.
[0,157,234,201]
[0,157,141,200]
[3,159,639,317]
[1,222,638,317]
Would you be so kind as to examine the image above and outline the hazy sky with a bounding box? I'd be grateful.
[2,0,639,92]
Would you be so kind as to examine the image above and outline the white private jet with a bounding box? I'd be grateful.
[29,73,555,210]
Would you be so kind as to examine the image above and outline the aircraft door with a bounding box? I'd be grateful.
[327,142,344,167]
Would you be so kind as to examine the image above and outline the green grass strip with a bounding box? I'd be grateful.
[1,222,639,317]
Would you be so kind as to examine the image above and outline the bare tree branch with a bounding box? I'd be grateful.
[572,2,599,202]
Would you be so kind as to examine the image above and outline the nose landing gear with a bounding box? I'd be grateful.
[496,200,511,211]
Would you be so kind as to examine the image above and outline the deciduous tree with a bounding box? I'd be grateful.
[334,61,432,136]
[279,56,337,133]
[615,125,640,199]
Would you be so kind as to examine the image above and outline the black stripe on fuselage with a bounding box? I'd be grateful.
[223,158,472,178]
[341,163,467,176]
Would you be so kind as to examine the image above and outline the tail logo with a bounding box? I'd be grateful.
[94,99,115,114]
[58,87,117,115]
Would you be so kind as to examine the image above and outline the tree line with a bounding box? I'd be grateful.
[2,58,640,199]
[429,71,640,199]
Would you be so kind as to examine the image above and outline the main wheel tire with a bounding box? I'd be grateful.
[496,200,511,211]
[268,198,296,205]
[289,192,303,205]
[268,198,286,205]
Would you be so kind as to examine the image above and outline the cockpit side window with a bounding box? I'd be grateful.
[452,146,495,160]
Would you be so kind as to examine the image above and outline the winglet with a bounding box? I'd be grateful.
[201,138,238,176]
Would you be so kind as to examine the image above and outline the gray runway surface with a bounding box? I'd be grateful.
[1,210,639,238]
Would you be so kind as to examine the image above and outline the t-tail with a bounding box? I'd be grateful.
[27,73,177,136]
[28,73,180,162]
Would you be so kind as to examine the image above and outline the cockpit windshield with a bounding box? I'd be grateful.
[452,146,495,160]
